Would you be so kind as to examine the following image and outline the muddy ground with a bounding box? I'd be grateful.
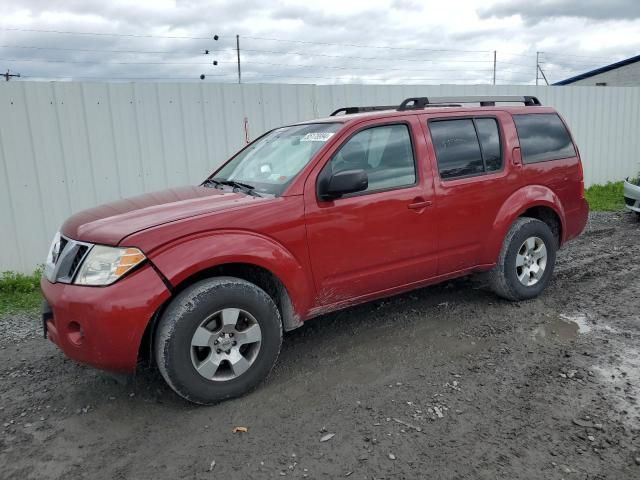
[1,211,639,480]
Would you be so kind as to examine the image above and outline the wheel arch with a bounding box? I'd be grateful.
[482,185,567,264]
[137,230,314,366]
[138,261,302,366]
[520,205,562,247]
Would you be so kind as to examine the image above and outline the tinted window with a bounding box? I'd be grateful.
[513,113,576,163]
[429,119,484,179]
[329,124,415,193]
[475,118,501,172]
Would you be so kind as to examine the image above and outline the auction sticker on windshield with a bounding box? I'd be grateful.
[300,132,335,142]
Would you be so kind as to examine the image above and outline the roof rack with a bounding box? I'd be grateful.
[398,95,542,110]
[330,105,396,116]
[330,95,542,116]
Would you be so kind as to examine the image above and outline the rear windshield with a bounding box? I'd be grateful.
[513,113,576,163]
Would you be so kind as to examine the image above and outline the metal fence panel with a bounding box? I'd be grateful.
[1,82,638,272]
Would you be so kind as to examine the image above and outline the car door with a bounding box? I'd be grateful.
[422,111,523,274]
[304,116,438,305]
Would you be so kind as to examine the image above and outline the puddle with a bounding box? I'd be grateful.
[530,311,640,427]
[532,313,595,341]
[592,343,640,428]
[532,316,579,341]
[559,313,592,333]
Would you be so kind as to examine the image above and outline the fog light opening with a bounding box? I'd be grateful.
[67,321,85,346]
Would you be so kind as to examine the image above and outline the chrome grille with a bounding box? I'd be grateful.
[45,235,93,283]
[58,237,68,258]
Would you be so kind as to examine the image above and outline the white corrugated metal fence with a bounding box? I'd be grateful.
[1,82,638,272]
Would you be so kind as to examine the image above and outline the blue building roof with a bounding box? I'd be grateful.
[553,54,640,85]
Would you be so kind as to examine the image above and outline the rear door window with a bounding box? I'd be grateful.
[475,118,501,172]
[513,113,576,163]
[428,118,502,180]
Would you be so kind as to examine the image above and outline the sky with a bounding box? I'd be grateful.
[0,0,639,85]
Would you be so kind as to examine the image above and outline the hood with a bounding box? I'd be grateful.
[61,185,261,245]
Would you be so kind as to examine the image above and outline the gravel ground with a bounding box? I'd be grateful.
[1,211,639,480]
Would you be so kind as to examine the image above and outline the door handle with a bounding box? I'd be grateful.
[408,200,432,210]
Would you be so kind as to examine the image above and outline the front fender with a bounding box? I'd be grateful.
[148,230,315,320]
[481,185,566,264]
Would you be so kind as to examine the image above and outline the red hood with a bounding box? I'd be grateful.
[61,186,261,245]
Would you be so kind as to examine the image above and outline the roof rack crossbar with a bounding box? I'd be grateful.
[398,95,541,110]
[330,96,542,117]
[330,105,396,116]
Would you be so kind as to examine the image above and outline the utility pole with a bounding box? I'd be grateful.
[492,50,497,85]
[538,64,549,85]
[535,51,540,85]
[3,69,20,81]
[236,34,241,84]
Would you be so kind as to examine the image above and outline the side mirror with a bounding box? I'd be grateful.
[319,169,368,200]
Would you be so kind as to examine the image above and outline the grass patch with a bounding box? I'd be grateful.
[585,181,625,212]
[0,269,43,318]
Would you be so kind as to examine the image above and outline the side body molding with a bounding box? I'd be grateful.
[481,185,567,264]
[148,230,315,326]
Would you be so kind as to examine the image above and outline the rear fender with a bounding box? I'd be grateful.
[149,230,314,322]
[482,185,566,264]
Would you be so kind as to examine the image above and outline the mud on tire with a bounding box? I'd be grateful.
[488,217,557,301]
[154,276,282,405]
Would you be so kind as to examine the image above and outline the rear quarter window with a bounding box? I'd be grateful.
[513,113,576,163]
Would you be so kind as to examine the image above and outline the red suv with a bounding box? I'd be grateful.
[41,95,588,404]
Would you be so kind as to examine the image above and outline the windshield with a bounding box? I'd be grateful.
[210,122,342,196]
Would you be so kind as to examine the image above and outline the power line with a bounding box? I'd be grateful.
[2,56,499,75]
[222,47,495,63]
[0,27,213,40]
[0,44,505,65]
[0,27,609,85]
[0,27,496,54]
[225,72,493,81]
[242,35,492,53]
[217,59,493,73]
[19,71,493,82]
[22,74,235,80]
[497,60,537,68]
[0,42,527,69]
[0,57,222,65]
[542,52,623,61]
[3,69,21,81]
[0,42,498,66]
[0,44,206,56]
[2,26,626,68]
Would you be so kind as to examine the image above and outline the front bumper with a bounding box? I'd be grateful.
[40,264,171,373]
[624,180,640,213]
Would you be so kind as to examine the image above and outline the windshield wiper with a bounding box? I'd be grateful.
[205,178,262,197]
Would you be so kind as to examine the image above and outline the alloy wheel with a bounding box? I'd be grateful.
[190,308,262,381]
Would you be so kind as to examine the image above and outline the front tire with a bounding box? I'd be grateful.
[155,277,282,405]
[488,217,557,301]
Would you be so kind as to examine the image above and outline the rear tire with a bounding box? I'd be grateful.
[155,277,282,405]
[488,217,557,301]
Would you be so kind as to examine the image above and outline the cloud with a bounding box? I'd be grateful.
[390,0,425,11]
[0,0,638,86]
[480,0,640,24]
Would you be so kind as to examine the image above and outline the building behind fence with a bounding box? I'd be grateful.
[1,82,639,272]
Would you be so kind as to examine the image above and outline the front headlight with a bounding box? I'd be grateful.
[75,245,146,286]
